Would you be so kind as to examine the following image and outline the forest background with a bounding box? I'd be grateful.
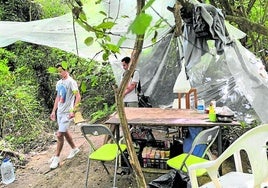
[0,0,267,178]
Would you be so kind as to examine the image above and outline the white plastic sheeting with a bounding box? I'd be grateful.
[0,0,175,62]
[187,40,268,123]
[0,1,267,123]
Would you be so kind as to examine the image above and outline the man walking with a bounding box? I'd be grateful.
[49,63,81,169]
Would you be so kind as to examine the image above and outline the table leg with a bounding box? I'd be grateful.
[103,124,119,144]
[217,127,223,175]
[116,124,120,143]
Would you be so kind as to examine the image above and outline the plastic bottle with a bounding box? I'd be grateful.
[197,99,205,113]
[154,150,160,168]
[1,158,15,185]
[142,147,148,167]
[209,103,217,122]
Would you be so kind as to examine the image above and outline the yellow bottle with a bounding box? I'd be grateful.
[209,103,217,122]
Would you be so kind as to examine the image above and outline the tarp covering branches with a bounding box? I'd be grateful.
[0,0,267,123]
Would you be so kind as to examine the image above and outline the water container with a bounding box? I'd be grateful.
[197,99,205,113]
[1,158,15,185]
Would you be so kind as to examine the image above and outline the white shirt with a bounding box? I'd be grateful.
[121,70,140,102]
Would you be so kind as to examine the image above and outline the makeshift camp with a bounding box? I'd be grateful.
[0,0,267,123]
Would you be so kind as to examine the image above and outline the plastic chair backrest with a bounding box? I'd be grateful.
[216,124,268,184]
[189,124,268,187]
[179,126,219,170]
[189,126,220,158]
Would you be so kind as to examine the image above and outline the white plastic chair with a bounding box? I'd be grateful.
[188,124,268,188]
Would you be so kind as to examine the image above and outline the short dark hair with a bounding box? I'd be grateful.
[56,63,66,70]
[121,57,131,64]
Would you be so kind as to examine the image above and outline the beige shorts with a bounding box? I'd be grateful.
[56,113,71,132]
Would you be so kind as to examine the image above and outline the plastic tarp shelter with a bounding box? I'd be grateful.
[0,0,267,123]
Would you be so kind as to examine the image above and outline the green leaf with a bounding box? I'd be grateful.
[96,21,115,29]
[47,67,57,73]
[106,43,120,53]
[95,31,105,38]
[105,35,111,42]
[0,62,9,73]
[142,0,156,11]
[117,36,127,47]
[80,81,87,93]
[76,19,94,32]
[61,61,68,70]
[129,13,152,35]
[121,15,129,18]
[84,37,94,46]
[101,52,108,61]
[99,11,107,16]
[79,10,87,22]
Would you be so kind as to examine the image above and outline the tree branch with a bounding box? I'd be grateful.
[247,0,257,14]
[226,15,268,36]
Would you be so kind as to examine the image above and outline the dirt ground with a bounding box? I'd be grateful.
[0,123,239,188]
[0,124,162,188]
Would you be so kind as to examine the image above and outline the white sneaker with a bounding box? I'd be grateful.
[50,156,60,169]
[67,148,80,159]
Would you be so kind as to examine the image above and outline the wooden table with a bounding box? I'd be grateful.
[105,107,240,174]
[105,107,240,155]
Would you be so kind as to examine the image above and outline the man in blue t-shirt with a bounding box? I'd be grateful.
[49,64,81,169]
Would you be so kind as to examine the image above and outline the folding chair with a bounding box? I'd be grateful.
[81,124,132,188]
[167,126,220,177]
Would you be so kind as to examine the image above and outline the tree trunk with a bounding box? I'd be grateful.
[115,0,147,187]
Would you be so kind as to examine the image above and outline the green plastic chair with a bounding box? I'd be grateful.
[81,124,131,188]
[167,126,220,176]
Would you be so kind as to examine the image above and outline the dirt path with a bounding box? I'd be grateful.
[0,125,86,188]
[0,125,160,188]
[0,123,229,188]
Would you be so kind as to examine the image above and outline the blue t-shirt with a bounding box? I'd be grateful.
[56,76,78,114]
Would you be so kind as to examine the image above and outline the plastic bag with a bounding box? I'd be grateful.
[130,127,155,142]
[138,94,152,108]
[148,169,191,188]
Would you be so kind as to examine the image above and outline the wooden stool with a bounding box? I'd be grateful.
[177,88,197,109]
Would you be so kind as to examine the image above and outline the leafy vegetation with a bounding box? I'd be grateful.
[0,0,117,153]
[207,0,268,67]
[35,0,70,18]
[0,48,47,153]
[0,0,42,21]
[1,41,117,153]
